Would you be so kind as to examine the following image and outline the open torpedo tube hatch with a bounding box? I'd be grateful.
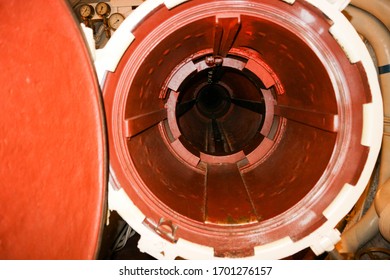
[95,0,383,259]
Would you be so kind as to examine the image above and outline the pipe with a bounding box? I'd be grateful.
[344,6,390,137]
[346,5,390,179]
[350,0,390,31]
[337,5,390,254]
[375,179,390,242]
[337,205,379,254]
[339,176,390,251]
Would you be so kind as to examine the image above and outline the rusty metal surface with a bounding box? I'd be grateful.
[103,0,371,257]
[0,1,107,259]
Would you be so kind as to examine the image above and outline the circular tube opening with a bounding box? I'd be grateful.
[102,0,381,258]
[196,84,231,117]
[176,63,265,156]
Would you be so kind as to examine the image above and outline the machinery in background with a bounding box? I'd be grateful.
[0,0,389,260]
[71,1,129,48]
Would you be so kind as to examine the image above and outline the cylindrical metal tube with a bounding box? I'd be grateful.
[350,0,390,30]
[337,5,390,255]
[97,0,382,259]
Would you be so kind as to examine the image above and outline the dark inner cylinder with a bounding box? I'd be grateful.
[176,67,265,156]
[196,84,230,117]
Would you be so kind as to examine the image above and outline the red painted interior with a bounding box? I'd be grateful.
[103,0,370,257]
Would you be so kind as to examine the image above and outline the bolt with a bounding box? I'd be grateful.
[205,56,215,67]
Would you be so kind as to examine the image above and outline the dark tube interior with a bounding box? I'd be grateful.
[177,67,265,156]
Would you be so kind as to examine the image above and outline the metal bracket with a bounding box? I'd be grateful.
[144,217,178,243]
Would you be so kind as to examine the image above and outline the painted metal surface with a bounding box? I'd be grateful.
[99,0,382,259]
[0,1,107,259]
